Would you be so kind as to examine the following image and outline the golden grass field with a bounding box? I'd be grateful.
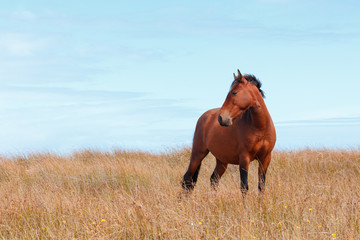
[0,148,359,239]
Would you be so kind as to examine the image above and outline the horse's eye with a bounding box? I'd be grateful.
[232,91,237,96]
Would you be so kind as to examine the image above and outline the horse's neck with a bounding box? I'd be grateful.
[247,98,270,130]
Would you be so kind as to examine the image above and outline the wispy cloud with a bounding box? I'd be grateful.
[258,0,291,3]
[12,10,36,20]
[276,117,360,127]
[275,117,360,150]
[0,85,199,153]
[0,33,50,56]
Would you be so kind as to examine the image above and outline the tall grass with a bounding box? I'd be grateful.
[0,148,359,239]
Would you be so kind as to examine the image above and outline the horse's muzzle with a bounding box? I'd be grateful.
[218,115,231,127]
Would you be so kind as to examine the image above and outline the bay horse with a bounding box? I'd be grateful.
[182,70,276,194]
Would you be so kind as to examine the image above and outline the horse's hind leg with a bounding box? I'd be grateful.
[210,159,228,189]
[182,149,209,191]
[192,163,202,184]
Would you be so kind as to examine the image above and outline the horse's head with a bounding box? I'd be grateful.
[218,69,261,127]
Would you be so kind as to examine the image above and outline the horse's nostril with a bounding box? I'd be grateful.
[218,115,230,126]
[218,115,223,124]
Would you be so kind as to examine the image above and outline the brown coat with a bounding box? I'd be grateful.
[182,70,276,194]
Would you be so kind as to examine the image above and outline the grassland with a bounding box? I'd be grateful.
[0,148,359,239]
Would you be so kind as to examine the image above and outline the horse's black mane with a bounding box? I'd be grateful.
[232,74,265,98]
[244,74,265,98]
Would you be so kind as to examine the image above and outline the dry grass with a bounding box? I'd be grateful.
[0,148,359,239]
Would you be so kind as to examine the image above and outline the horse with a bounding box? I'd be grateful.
[182,69,276,194]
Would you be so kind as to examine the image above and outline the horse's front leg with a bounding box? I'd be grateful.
[239,156,250,195]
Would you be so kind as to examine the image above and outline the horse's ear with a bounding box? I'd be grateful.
[235,69,244,83]
[233,73,236,80]
[237,69,243,79]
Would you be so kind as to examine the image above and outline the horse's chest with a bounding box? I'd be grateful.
[207,125,269,163]
[207,134,240,163]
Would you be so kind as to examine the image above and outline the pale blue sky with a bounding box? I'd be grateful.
[0,0,359,154]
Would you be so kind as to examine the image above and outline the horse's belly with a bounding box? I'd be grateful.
[210,149,240,165]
